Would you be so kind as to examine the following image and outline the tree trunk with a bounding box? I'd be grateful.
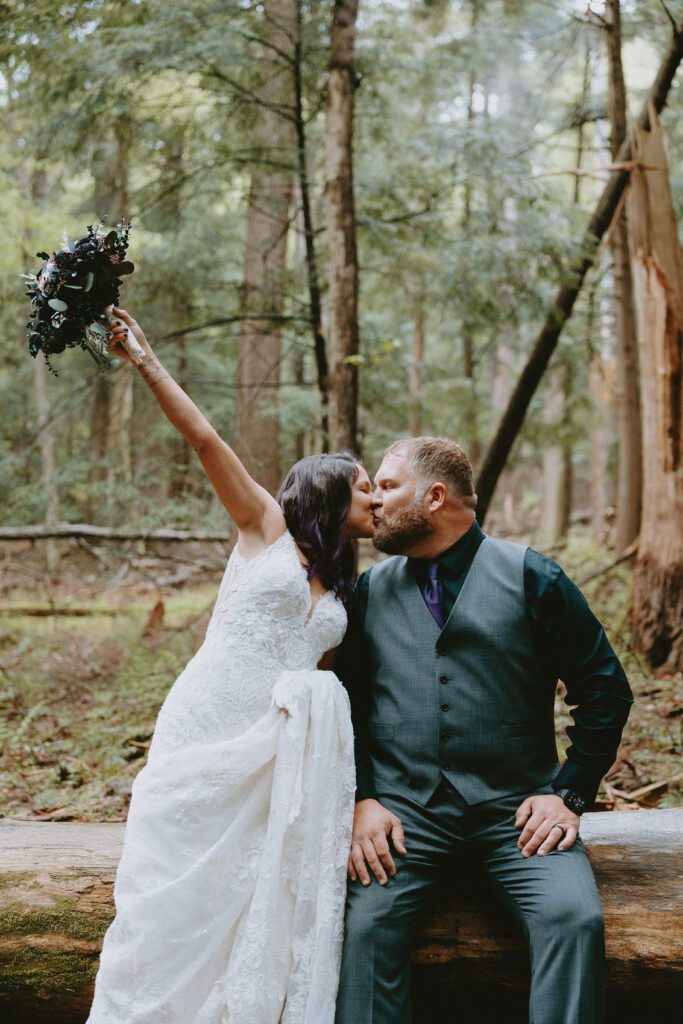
[606,0,642,552]
[461,15,479,466]
[408,311,425,437]
[627,109,683,671]
[294,2,328,444]
[1,810,681,1022]
[33,357,60,573]
[234,0,297,493]
[326,0,360,453]
[28,162,59,572]
[475,17,683,525]
[157,133,194,500]
[541,372,569,542]
[90,115,133,518]
[589,350,615,543]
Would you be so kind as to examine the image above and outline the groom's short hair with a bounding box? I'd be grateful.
[384,436,477,510]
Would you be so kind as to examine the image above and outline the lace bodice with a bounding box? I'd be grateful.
[206,529,347,663]
[149,531,348,755]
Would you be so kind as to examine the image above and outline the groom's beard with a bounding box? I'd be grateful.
[373,497,435,554]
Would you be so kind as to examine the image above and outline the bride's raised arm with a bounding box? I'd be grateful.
[108,307,284,544]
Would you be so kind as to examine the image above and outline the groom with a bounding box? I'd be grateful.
[335,436,633,1024]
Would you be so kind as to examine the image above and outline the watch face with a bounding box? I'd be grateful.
[565,791,586,814]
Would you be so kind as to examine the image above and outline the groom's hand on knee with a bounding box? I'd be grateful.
[348,798,407,886]
[515,795,580,858]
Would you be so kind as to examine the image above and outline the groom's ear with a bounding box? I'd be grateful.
[427,482,447,511]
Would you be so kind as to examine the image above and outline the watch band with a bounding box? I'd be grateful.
[553,787,588,815]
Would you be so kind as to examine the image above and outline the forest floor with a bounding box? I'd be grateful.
[0,536,681,822]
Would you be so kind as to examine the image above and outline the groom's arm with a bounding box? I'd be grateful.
[336,570,378,802]
[515,552,634,858]
[526,551,634,805]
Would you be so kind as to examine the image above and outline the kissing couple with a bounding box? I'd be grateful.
[87,308,632,1024]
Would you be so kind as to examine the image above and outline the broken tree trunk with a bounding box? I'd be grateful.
[606,0,642,552]
[475,17,683,525]
[0,810,681,1022]
[627,108,683,672]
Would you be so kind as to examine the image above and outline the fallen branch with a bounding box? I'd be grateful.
[0,523,232,543]
[0,606,118,617]
[608,769,683,803]
[578,539,639,586]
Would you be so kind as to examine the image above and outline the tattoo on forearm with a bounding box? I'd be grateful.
[138,357,170,390]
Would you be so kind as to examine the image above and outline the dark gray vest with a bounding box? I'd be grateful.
[364,536,560,805]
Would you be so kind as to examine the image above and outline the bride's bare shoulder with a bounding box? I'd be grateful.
[236,503,287,559]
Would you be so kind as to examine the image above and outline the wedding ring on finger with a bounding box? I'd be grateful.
[551,823,568,836]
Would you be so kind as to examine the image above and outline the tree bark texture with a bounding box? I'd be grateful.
[475,18,683,526]
[627,109,683,671]
[234,0,297,493]
[606,0,642,552]
[325,0,360,453]
[1,810,681,1022]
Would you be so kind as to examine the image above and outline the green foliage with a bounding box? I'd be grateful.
[2,0,682,519]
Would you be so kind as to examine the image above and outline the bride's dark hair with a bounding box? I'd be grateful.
[277,451,360,607]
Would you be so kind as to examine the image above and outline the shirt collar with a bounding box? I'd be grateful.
[409,520,485,579]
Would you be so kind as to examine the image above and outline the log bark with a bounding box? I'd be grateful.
[234,0,297,493]
[325,0,361,453]
[0,810,681,1022]
[606,0,642,552]
[475,17,683,526]
[627,109,683,671]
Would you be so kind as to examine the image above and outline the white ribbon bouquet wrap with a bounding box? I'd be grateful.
[84,304,145,366]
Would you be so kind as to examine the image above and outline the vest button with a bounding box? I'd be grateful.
[441,731,449,741]
[439,675,449,684]
[442,763,450,771]
[441,703,449,712]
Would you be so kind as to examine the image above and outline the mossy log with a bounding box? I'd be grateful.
[0,810,681,1023]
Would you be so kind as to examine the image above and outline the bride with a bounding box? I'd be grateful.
[86,308,374,1024]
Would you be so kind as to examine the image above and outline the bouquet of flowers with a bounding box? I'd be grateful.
[23,221,145,373]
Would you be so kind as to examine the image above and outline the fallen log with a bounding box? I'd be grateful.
[0,523,231,543]
[0,810,681,1023]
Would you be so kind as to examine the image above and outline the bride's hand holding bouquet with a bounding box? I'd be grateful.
[107,307,155,369]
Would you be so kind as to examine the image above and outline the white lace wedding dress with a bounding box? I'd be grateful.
[87,530,355,1024]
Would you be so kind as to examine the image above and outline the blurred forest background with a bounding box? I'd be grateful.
[0,0,682,821]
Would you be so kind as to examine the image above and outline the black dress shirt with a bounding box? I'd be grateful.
[337,521,634,806]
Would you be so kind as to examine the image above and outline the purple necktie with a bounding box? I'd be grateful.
[421,560,445,629]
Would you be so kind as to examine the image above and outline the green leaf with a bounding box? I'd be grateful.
[47,298,68,312]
